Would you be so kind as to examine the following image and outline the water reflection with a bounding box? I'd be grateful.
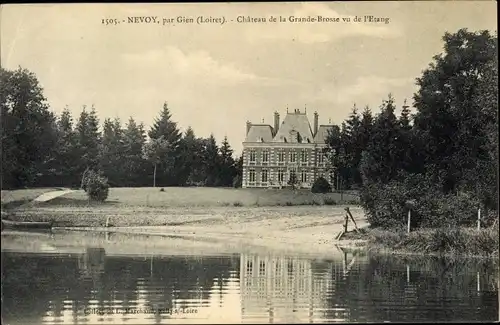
[1,243,498,324]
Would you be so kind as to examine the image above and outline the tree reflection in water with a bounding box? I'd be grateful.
[1,249,498,324]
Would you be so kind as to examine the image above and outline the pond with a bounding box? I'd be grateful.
[1,230,498,324]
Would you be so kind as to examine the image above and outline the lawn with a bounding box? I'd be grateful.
[42,187,360,208]
[1,187,65,209]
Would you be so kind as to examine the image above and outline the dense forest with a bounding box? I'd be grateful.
[324,29,498,228]
[0,77,242,189]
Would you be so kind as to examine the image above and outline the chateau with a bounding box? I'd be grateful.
[242,108,335,189]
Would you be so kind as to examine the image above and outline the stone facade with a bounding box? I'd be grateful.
[242,109,335,189]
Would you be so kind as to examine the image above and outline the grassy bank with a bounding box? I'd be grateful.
[1,188,65,210]
[27,187,360,208]
[343,225,499,258]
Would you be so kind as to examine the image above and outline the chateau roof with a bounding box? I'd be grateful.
[244,109,334,144]
[273,111,314,143]
[245,124,274,142]
[314,125,335,143]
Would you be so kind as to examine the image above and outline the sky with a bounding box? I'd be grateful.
[1,2,497,154]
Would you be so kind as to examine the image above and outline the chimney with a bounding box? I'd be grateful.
[313,111,319,136]
[274,111,280,135]
[246,121,251,135]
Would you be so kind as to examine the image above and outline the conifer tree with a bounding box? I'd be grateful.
[219,136,236,187]
[148,102,182,185]
[123,117,148,186]
[202,134,221,186]
[55,108,79,186]
[360,94,401,184]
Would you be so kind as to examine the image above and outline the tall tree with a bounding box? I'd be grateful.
[177,127,200,185]
[148,102,182,185]
[344,105,363,187]
[360,94,401,184]
[100,118,125,186]
[396,100,421,174]
[324,124,342,189]
[0,67,58,188]
[122,117,147,186]
[232,155,243,188]
[75,105,101,178]
[218,136,236,187]
[53,107,79,186]
[142,136,171,188]
[202,134,220,186]
[413,28,497,193]
[359,106,374,151]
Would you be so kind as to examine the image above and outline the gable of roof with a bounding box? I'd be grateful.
[314,125,335,143]
[273,113,314,143]
[244,124,274,142]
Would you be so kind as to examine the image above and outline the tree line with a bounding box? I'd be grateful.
[324,29,498,228]
[1,71,242,189]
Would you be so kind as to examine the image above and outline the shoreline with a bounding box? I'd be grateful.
[2,189,498,259]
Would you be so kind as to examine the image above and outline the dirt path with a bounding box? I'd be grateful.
[33,189,75,202]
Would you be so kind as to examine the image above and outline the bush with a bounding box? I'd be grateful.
[323,197,337,205]
[311,177,332,193]
[83,170,109,202]
[361,173,481,229]
[232,175,242,188]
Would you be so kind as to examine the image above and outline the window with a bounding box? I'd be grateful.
[261,169,268,183]
[249,150,256,162]
[289,169,296,181]
[318,151,324,163]
[301,150,307,162]
[288,261,294,275]
[262,150,269,163]
[246,260,253,275]
[301,171,308,183]
[259,261,266,276]
[249,169,256,182]
[278,169,285,182]
[290,151,296,162]
[278,150,285,162]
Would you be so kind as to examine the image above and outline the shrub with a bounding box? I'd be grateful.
[232,175,242,188]
[311,177,332,193]
[287,172,299,190]
[361,173,481,229]
[323,197,337,205]
[83,170,109,202]
[159,188,165,192]
[233,201,243,207]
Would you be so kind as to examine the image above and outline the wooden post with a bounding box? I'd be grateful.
[345,207,360,232]
[477,271,480,292]
[150,255,153,277]
[153,164,157,188]
[407,209,411,234]
[344,214,349,233]
[477,208,481,230]
[342,251,347,274]
[407,264,410,283]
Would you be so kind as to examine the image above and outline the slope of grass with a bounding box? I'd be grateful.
[39,187,360,208]
[1,188,65,210]
[342,225,500,258]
